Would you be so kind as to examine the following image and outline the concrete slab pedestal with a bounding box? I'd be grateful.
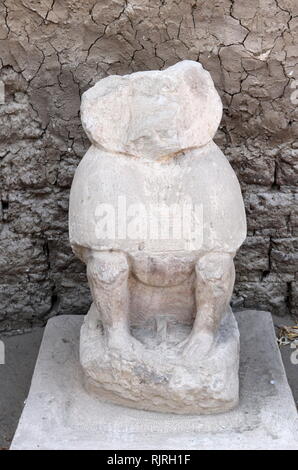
[11,311,298,450]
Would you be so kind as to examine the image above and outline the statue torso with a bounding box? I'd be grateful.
[69,141,246,255]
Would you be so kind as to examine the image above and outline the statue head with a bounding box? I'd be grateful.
[81,60,222,160]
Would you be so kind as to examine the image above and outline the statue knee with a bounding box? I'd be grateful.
[87,251,129,285]
[195,252,234,283]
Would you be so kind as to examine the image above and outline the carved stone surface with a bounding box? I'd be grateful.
[69,60,247,413]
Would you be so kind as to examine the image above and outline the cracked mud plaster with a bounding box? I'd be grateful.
[0,0,297,332]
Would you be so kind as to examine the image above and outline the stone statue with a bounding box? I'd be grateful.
[69,60,247,414]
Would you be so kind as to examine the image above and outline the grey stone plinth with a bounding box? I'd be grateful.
[11,311,298,450]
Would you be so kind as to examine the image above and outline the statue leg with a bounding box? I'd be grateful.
[86,250,140,352]
[179,252,235,357]
[85,301,101,330]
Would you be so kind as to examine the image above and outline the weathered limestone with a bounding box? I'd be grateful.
[69,60,247,413]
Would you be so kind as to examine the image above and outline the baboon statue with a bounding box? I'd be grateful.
[69,60,246,414]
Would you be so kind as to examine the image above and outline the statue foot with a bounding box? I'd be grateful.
[178,329,214,358]
[106,327,142,353]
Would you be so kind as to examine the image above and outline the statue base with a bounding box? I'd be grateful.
[80,311,239,414]
[11,311,298,450]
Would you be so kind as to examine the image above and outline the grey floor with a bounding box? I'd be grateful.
[0,327,44,449]
[0,314,297,449]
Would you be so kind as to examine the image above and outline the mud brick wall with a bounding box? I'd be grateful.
[0,0,297,331]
